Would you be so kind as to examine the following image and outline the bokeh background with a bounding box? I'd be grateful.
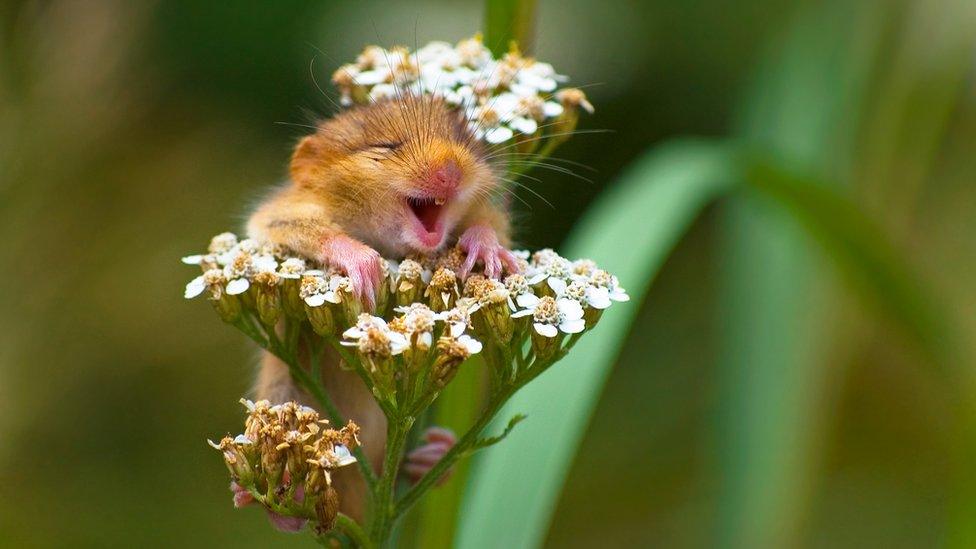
[2,0,975,547]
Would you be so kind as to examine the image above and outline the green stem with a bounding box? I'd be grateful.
[485,0,538,56]
[393,381,517,518]
[335,513,374,549]
[231,319,378,488]
[370,415,414,543]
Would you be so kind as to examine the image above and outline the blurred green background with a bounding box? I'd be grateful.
[2,0,974,547]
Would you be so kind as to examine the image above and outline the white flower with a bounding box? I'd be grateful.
[511,294,585,337]
[526,255,572,287]
[300,272,338,307]
[233,434,253,445]
[455,35,492,68]
[396,259,422,280]
[394,303,438,349]
[515,61,566,93]
[590,269,630,303]
[220,248,277,296]
[441,299,481,337]
[455,334,483,354]
[332,444,358,467]
[185,268,226,299]
[342,314,409,355]
[327,36,586,145]
[548,277,611,310]
[181,253,209,265]
[503,274,538,311]
[209,232,239,255]
[369,83,400,102]
[278,258,306,279]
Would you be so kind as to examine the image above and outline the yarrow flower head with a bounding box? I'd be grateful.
[512,294,585,337]
[209,400,359,532]
[342,314,409,357]
[188,232,628,544]
[330,35,592,146]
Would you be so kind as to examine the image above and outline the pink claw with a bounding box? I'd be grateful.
[458,225,520,279]
[403,427,457,485]
[320,234,383,310]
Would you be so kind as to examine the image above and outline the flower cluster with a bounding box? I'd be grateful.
[191,231,627,542]
[209,399,360,532]
[331,34,593,145]
[184,233,626,376]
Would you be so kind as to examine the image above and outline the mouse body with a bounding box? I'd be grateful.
[244,94,517,523]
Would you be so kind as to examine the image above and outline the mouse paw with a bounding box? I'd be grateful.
[458,225,520,279]
[320,234,383,310]
[403,426,457,486]
[230,480,255,508]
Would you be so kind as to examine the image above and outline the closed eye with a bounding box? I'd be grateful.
[365,141,402,151]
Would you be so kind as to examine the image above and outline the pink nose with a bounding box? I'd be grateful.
[428,159,462,194]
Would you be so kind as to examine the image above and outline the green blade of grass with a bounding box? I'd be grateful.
[457,139,737,548]
[715,0,971,536]
[407,356,486,549]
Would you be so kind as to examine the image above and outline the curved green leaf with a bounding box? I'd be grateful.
[457,139,737,548]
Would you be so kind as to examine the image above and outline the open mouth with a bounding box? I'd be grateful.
[406,196,447,248]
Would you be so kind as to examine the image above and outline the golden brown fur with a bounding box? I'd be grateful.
[248,96,509,258]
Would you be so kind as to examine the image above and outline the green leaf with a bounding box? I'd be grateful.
[713,1,968,545]
[457,139,737,548]
[742,158,950,366]
[470,414,526,452]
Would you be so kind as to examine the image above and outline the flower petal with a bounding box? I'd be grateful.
[547,277,567,294]
[304,294,327,307]
[510,116,538,135]
[585,286,612,309]
[543,101,564,118]
[485,126,514,144]
[534,322,559,338]
[450,321,467,337]
[184,276,206,299]
[516,293,539,308]
[557,298,584,320]
[225,278,250,295]
[611,289,630,302]
[458,335,483,354]
[559,318,586,334]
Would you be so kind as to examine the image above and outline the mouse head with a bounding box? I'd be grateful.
[290,95,497,253]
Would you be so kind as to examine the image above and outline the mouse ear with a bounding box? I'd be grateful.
[290,135,323,188]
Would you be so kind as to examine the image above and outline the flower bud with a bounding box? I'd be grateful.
[583,307,603,328]
[551,88,593,145]
[395,259,426,306]
[278,258,308,319]
[305,302,335,336]
[528,296,563,360]
[315,485,340,531]
[530,326,562,361]
[465,277,514,343]
[436,247,466,273]
[374,261,393,314]
[253,271,282,326]
[425,267,459,312]
[208,436,255,485]
[332,277,362,327]
[213,294,242,323]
